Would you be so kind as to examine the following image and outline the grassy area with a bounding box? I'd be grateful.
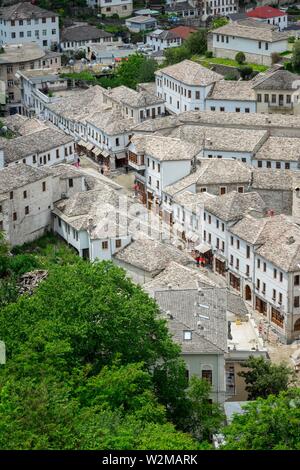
[280,51,292,57]
[11,233,79,270]
[195,56,269,72]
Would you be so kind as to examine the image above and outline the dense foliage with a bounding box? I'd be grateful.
[238,356,295,400]
[222,389,300,450]
[164,29,207,65]
[0,235,223,449]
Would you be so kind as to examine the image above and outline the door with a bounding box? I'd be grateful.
[245,285,252,301]
[279,94,284,106]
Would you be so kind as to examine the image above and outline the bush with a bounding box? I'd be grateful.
[111,13,119,20]
[224,73,238,80]
[271,52,281,65]
[235,51,246,65]
[205,50,213,58]
[284,61,294,71]
[8,254,40,276]
[74,49,86,60]
[238,65,253,80]
[288,36,296,44]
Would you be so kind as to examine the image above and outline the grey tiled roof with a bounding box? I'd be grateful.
[156,60,223,86]
[252,169,294,190]
[207,80,256,101]
[230,214,300,272]
[0,163,49,194]
[104,85,164,108]
[254,136,300,161]
[114,239,195,274]
[130,134,197,161]
[61,25,112,42]
[154,288,228,352]
[0,43,45,64]
[204,191,266,222]
[0,2,56,20]
[252,69,300,91]
[87,109,135,135]
[213,20,289,42]
[0,127,74,163]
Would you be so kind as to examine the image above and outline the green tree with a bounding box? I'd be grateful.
[164,45,190,65]
[223,389,300,450]
[238,65,253,80]
[211,17,229,29]
[238,356,295,400]
[184,29,208,56]
[235,51,246,65]
[0,231,10,276]
[116,54,157,89]
[293,40,300,71]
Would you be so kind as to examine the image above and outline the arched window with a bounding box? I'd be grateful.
[294,318,300,331]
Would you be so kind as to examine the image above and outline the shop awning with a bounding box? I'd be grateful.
[93,148,102,157]
[86,143,94,152]
[101,149,110,158]
[186,231,199,242]
[77,140,86,147]
[195,243,211,253]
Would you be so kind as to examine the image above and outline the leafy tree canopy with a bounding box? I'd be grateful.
[222,389,300,450]
[238,356,295,400]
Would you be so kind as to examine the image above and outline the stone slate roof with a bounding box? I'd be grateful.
[247,6,285,19]
[230,214,300,272]
[0,127,74,163]
[130,134,197,161]
[157,125,267,153]
[204,191,266,222]
[104,85,164,108]
[114,238,195,275]
[0,2,56,20]
[87,109,135,135]
[148,26,197,41]
[251,169,294,190]
[156,60,223,87]
[154,288,228,353]
[0,163,49,194]
[252,69,300,91]
[2,114,47,136]
[61,25,112,42]
[213,20,289,42]
[207,80,256,101]
[254,136,300,161]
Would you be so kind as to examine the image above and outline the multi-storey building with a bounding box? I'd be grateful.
[155,60,223,114]
[86,0,133,18]
[146,26,197,53]
[246,6,288,31]
[0,2,59,50]
[60,24,114,53]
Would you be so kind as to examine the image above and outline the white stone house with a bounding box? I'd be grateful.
[86,0,133,18]
[212,20,289,66]
[128,134,198,209]
[0,126,75,169]
[205,80,257,113]
[246,6,288,31]
[0,2,59,51]
[125,16,157,33]
[253,136,300,171]
[60,24,114,53]
[145,26,197,53]
[155,60,223,114]
[228,214,300,343]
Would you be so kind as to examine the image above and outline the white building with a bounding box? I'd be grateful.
[125,16,157,33]
[0,163,84,247]
[0,2,59,51]
[155,60,223,114]
[164,0,239,21]
[206,80,257,113]
[86,0,133,18]
[128,134,198,209]
[0,124,76,169]
[246,6,288,31]
[253,136,300,170]
[146,26,197,53]
[60,24,114,53]
[212,19,289,66]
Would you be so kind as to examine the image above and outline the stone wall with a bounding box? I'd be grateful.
[213,47,272,66]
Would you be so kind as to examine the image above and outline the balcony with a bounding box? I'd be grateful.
[128,151,145,170]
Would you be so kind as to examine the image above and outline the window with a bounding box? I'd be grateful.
[257,94,262,102]
[42,18,46,23]
[222,241,225,252]
[295,296,300,308]
[147,158,149,167]
[220,107,225,112]
[246,245,250,258]
[273,268,277,279]
[245,108,250,113]
[262,282,266,294]
[183,331,192,341]
[25,206,29,215]
[257,258,261,269]
[220,186,226,195]
[210,106,215,111]
[263,262,266,272]
[236,239,240,250]
[27,31,31,37]
[152,161,155,170]
[116,239,122,248]
[156,180,159,189]
[272,94,276,103]
[52,29,56,35]
[264,94,269,103]
[279,293,283,305]
[222,223,224,232]
[238,186,244,193]
[158,164,160,173]
[202,369,212,385]
[23,190,27,199]
[265,42,269,50]
[258,41,261,49]
[285,162,290,169]
[272,289,276,301]
[246,265,250,277]
[256,278,260,290]
[19,31,24,38]
[56,149,60,159]
[235,107,240,113]
[102,241,108,250]
[208,215,211,224]
[295,275,300,286]
[287,95,291,104]
[148,176,151,185]
[208,233,211,243]
[10,191,13,200]
[236,258,239,270]
[195,91,200,99]
[203,230,206,241]
[216,238,219,249]
[230,255,233,266]
[68,178,73,188]
[13,212,17,221]
[276,162,281,169]
[216,219,219,229]
[11,32,16,39]
[279,272,283,282]
[42,182,46,192]
[115,138,119,147]
[257,160,262,168]
[230,236,233,246]
[188,90,191,98]
[266,161,271,168]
